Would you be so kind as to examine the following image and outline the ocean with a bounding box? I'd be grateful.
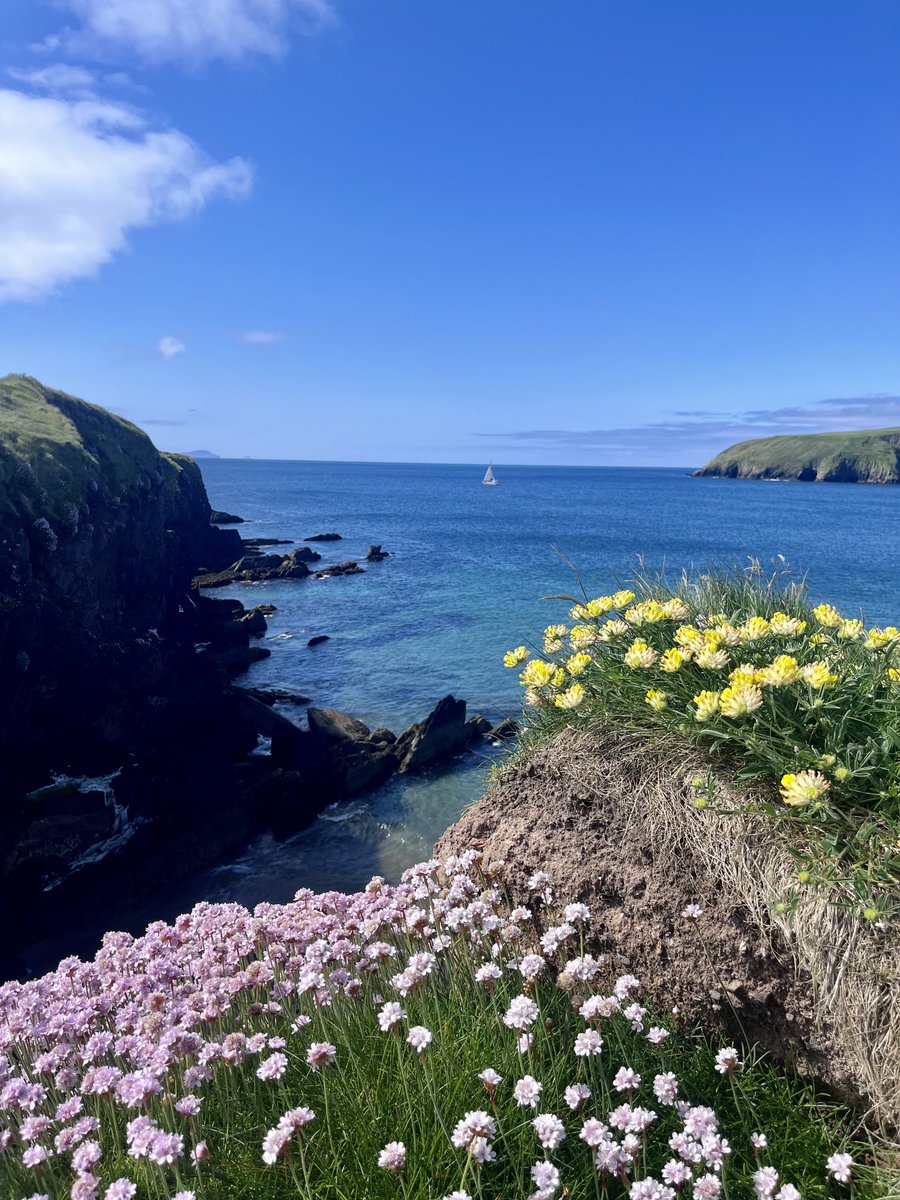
[166,459,900,912]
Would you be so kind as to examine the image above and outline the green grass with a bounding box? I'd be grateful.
[0,373,168,519]
[694,427,900,483]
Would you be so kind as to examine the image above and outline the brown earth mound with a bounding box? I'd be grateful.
[436,726,899,1131]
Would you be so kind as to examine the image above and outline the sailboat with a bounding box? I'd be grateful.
[482,463,498,486]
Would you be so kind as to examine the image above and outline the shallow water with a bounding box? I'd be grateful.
[184,459,900,909]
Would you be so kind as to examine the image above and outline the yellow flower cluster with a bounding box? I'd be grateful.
[780,770,830,807]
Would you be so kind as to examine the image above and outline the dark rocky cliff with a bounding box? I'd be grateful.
[0,374,243,791]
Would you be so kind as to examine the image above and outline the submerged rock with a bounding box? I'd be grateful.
[307,634,330,647]
[304,531,342,541]
[210,510,245,524]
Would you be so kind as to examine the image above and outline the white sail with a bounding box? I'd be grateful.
[482,463,498,486]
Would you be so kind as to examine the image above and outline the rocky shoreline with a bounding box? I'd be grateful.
[0,375,514,979]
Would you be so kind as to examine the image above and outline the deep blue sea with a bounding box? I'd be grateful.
[175,460,899,911]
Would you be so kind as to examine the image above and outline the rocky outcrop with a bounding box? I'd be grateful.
[305,532,342,541]
[195,547,320,588]
[315,560,364,578]
[396,694,467,772]
[210,510,244,524]
[366,545,390,561]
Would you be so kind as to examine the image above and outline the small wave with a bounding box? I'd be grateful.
[267,632,294,641]
[319,801,367,824]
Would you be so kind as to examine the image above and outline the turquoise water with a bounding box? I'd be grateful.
[186,459,900,908]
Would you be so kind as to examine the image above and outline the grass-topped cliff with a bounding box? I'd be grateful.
[693,427,900,483]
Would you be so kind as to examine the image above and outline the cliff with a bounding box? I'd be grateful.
[693,426,900,483]
[0,374,243,785]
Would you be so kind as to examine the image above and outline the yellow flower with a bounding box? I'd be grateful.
[707,612,729,625]
[550,668,566,688]
[566,652,592,677]
[837,618,864,640]
[659,647,686,673]
[809,632,829,645]
[812,603,842,627]
[674,625,705,652]
[695,645,730,670]
[524,687,543,707]
[569,624,598,649]
[769,611,807,635]
[758,654,800,687]
[503,646,530,668]
[644,688,668,711]
[865,626,900,648]
[834,766,850,781]
[693,690,722,722]
[597,619,629,642]
[889,667,900,684]
[611,589,636,609]
[520,659,555,688]
[571,597,614,621]
[719,683,764,717]
[624,599,667,625]
[554,682,586,709]
[661,598,690,620]
[738,616,770,642]
[624,639,659,669]
[729,663,760,687]
[780,770,830,807]
[711,623,741,646]
[544,638,564,655]
[800,661,838,689]
[543,624,568,653]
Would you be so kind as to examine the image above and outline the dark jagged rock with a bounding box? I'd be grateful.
[239,607,269,637]
[307,707,371,745]
[239,686,310,707]
[304,532,342,541]
[397,695,467,773]
[241,538,293,548]
[210,510,244,524]
[195,547,320,589]
[489,717,518,740]
[366,544,390,561]
[314,560,364,579]
[465,714,494,742]
[307,635,330,647]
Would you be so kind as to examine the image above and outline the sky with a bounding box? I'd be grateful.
[1,1,899,465]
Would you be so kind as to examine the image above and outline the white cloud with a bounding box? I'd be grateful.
[56,0,335,66]
[158,335,186,358]
[7,64,98,97]
[0,87,253,302]
[237,330,284,344]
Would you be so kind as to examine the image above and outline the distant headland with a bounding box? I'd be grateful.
[693,426,900,483]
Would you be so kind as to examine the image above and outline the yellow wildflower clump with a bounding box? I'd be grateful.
[503,645,530,668]
[623,639,658,669]
[711,623,741,646]
[837,618,864,641]
[554,682,586,710]
[695,645,730,670]
[611,589,636,609]
[800,661,838,689]
[597,619,629,642]
[566,652,592,677]
[729,663,760,687]
[644,688,668,711]
[758,655,800,687]
[719,684,763,718]
[769,611,807,635]
[661,598,690,620]
[738,616,770,642]
[780,770,830,807]
[693,690,722,722]
[569,624,598,649]
[889,667,900,684]
[624,600,668,625]
[865,626,900,649]
[570,596,616,620]
[520,659,555,688]
[674,626,705,653]
[543,624,568,653]
[813,603,842,627]
[659,647,687,673]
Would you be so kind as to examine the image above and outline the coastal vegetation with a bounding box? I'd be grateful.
[506,566,900,921]
[693,428,900,484]
[0,855,879,1200]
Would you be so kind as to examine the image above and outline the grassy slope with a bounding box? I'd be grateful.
[694,427,900,482]
[0,374,185,518]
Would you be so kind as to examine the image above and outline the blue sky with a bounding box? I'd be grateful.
[1,1,899,465]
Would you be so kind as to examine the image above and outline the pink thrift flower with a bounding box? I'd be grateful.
[827,1154,853,1184]
[530,1160,560,1194]
[514,1075,544,1108]
[564,1083,591,1110]
[574,1030,603,1057]
[613,1066,641,1091]
[533,1113,566,1151]
[714,1048,740,1076]
[407,1026,432,1054]
[104,1185,137,1200]
[256,1052,288,1082]
[478,1068,502,1093]
[378,1141,406,1172]
[305,1042,336,1071]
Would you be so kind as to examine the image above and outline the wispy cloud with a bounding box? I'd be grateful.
[50,0,336,67]
[237,330,285,345]
[0,84,252,302]
[158,336,186,358]
[482,393,900,461]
